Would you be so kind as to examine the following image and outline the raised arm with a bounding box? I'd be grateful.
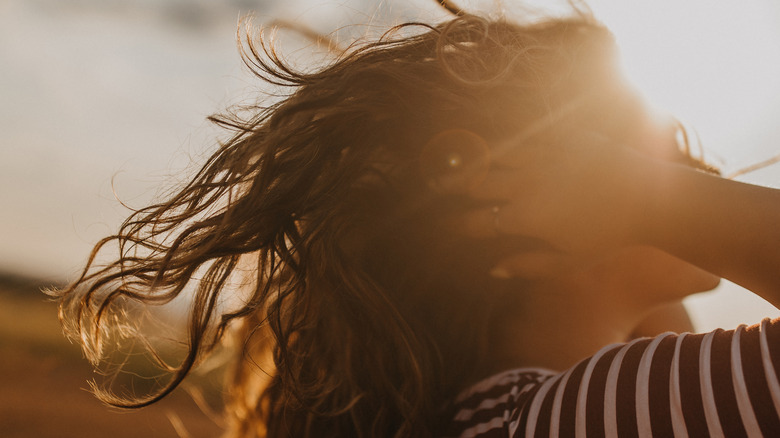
[465,138,780,302]
[640,160,780,305]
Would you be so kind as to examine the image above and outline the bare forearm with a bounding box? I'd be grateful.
[641,161,780,304]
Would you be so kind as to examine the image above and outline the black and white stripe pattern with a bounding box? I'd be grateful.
[443,318,780,437]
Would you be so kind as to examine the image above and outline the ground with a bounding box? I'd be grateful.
[0,274,225,438]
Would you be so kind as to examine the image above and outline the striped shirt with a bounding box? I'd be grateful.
[443,318,780,437]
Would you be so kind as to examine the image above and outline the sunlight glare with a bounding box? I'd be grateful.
[590,0,780,165]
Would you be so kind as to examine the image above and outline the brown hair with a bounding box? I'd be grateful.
[53,6,698,437]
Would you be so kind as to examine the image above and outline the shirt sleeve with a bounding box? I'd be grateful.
[520,317,780,438]
[446,317,780,438]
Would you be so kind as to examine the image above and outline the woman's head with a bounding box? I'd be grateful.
[55,6,707,437]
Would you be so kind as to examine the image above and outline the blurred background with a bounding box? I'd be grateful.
[1,0,779,436]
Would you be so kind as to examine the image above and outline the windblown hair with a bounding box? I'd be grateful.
[54,4,714,438]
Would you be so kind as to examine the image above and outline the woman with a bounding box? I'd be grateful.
[56,1,780,436]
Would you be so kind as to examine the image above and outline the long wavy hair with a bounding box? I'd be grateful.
[54,3,715,437]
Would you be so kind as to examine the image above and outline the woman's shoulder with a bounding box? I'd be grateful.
[441,368,557,437]
[453,368,558,404]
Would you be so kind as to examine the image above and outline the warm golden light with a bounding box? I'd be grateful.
[589,0,780,330]
[590,0,780,165]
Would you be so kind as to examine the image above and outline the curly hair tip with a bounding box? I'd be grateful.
[437,0,466,16]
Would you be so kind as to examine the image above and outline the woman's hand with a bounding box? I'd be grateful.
[461,134,652,257]
[457,132,780,302]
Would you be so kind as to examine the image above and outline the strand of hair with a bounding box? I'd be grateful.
[267,19,344,54]
[727,152,780,179]
[436,0,465,16]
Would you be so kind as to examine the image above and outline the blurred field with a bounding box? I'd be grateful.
[0,273,225,438]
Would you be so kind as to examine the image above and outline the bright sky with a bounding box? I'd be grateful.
[1,0,779,330]
[591,0,780,171]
